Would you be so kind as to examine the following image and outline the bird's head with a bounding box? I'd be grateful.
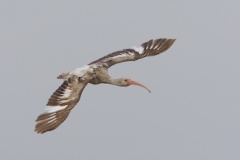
[120,78,151,93]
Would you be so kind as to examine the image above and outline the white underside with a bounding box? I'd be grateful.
[62,88,72,98]
[45,105,67,113]
[131,46,144,54]
[69,65,94,77]
[69,65,89,77]
[112,52,135,59]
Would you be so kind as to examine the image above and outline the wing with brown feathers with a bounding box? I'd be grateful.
[35,76,89,134]
[89,38,175,68]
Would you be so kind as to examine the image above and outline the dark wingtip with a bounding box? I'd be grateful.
[140,38,176,58]
[169,38,176,43]
[165,38,176,49]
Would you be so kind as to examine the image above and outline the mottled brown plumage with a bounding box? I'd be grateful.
[89,38,175,68]
[35,38,176,134]
[35,76,90,133]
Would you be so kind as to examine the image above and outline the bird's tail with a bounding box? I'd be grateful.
[140,38,176,58]
[57,72,69,79]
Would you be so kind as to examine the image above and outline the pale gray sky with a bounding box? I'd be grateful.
[1,0,240,160]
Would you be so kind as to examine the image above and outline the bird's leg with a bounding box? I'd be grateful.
[57,72,69,79]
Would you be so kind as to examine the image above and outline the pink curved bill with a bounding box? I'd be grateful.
[128,80,151,93]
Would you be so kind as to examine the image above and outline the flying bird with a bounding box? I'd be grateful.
[35,38,176,133]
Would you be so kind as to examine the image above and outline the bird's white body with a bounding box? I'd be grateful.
[69,65,92,77]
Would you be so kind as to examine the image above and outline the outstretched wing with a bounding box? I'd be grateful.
[89,38,175,68]
[35,76,89,134]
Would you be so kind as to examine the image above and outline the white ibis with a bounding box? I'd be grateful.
[35,38,176,133]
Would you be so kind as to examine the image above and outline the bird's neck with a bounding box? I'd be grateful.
[113,78,124,86]
[105,78,124,86]
[94,69,124,86]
